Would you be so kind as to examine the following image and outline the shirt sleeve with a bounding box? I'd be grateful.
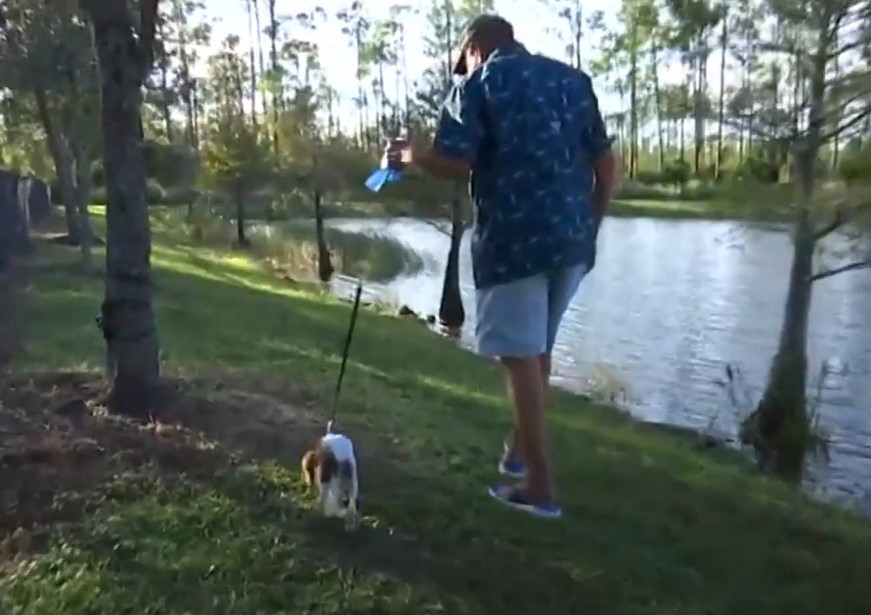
[578,73,612,161]
[432,74,486,162]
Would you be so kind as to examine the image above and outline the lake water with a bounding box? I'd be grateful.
[326,216,871,511]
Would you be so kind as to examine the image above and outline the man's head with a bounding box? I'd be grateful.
[452,14,515,77]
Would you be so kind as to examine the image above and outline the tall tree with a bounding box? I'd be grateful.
[78,0,163,416]
[0,0,97,265]
[664,0,722,174]
[714,2,729,178]
[265,0,281,152]
[337,2,371,149]
[740,0,871,477]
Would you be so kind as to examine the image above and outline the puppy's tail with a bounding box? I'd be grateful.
[326,420,335,434]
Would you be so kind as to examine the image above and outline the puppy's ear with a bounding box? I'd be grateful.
[301,450,318,487]
[318,446,339,484]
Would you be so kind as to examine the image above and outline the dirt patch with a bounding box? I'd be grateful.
[0,370,333,563]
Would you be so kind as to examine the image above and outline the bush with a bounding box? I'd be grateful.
[615,180,668,200]
[695,164,716,181]
[734,157,779,183]
[837,148,871,186]
[662,158,692,191]
[635,170,666,185]
[162,185,201,206]
[143,140,199,188]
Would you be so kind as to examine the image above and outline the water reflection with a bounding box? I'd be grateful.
[327,216,871,509]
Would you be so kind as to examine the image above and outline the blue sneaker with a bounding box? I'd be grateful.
[488,485,562,519]
[498,443,527,479]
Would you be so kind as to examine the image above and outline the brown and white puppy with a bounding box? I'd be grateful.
[301,420,359,530]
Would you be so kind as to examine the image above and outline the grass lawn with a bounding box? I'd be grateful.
[153,207,423,282]
[1,210,869,614]
[608,198,792,221]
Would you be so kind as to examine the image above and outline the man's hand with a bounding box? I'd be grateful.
[384,138,425,170]
[383,137,472,181]
[592,150,621,222]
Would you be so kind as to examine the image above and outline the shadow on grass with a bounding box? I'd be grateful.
[5,238,871,613]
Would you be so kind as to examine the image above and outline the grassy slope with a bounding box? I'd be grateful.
[2,212,870,614]
[201,180,795,224]
[607,198,789,220]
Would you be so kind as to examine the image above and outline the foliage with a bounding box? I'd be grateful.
[838,147,871,186]
[734,157,780,184]
[201,116,275,198]
[662,158,691,190]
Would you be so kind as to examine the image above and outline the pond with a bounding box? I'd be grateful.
[326,216,871,511]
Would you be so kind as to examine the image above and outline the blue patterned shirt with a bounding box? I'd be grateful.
[433,43,611,290]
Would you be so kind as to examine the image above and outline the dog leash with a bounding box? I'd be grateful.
[329,278,364,430]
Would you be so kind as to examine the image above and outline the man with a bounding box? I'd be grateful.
[385,15,619,519]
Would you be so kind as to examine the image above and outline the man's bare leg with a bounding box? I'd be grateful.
[505,353,551,466]
[501,355,552,500]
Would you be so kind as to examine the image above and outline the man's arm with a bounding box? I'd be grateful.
[592,150,620,221]
[579,74,620,222]
[414,75,485,180]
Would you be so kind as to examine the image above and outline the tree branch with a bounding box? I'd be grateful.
[813,202,849,241]
[818,104,871,142]
[420,217,450,237]
[811,259,871,282]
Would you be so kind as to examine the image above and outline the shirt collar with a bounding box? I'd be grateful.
[488,42,529,62]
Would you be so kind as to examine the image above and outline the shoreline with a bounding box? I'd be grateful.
[159,192,794,224]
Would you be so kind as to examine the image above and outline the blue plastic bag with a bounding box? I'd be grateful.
[364,167,403,193]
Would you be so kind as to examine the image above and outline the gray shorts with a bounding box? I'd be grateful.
[475,262,588,358]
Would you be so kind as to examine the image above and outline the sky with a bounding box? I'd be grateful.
[205,0,739,131]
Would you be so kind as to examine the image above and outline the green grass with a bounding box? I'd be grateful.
[609,181,796,221]
[2,209,870,614]
[152,207,422,282]
[272,220,424,281]
[161,177,798,227]
[608,198,792,221]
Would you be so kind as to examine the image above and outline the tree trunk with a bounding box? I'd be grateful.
[253,0,268,120]
[156,16,173,143]
[679,116,686,160]
[693,56,706,174]
[439,185,465,330]
[716,17,728,179]
[34,87,82,245]
[86,1,162,418]
[745,18,831,480]
[70,134,94,271]
[65,68,96,270]
[652,45,665,170]
[628,26,638,179]
[313,189,334,282]
[246,0,259,130]
[743,193,814,478]
[573,3,582,69]
[174,0,197,149]
[267,0,279,153]
[235,188,248,247]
